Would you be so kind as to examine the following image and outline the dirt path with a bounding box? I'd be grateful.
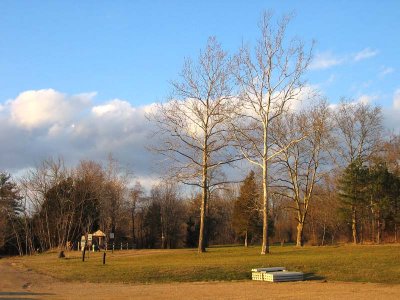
[1,259,400,300]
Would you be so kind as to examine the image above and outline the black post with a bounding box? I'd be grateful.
[103,252,106,265]
[82,248,86,262]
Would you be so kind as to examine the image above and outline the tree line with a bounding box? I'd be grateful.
[1,129,399,256]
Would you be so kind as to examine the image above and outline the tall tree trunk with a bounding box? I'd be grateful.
[261,156,270,254]
[131,209,135,245]
[377,210,381,244]
[161,214,165,249]
[371,199,375,243]
[198,147,208,253]
[311,219,317,245]
[352,205,357,244]
[296,222,304,247]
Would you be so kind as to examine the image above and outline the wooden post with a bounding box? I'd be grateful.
[82,248,86,262]
[103,252,106,265]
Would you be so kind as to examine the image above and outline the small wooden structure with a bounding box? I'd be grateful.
[92,230,106,249]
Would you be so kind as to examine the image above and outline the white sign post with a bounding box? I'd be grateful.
[87,234,93,251]
[81,235,86,251]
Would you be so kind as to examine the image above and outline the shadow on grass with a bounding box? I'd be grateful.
[0,291,55,298]
[64,256,81,260]
[304,272,325,281]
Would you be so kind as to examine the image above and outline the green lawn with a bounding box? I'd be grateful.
[11,244,400,284]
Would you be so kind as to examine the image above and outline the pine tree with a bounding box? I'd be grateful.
[232,171,262,246]
[368,162,400,243]
[338,160,369,244]
[0,172,23,254]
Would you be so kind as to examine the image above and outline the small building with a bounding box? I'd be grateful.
[92,230,106,249]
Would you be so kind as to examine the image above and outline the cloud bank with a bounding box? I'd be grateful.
[0,89,158,190]
[1,88,400,190]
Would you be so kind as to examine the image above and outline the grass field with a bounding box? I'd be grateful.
[11,244,400,284]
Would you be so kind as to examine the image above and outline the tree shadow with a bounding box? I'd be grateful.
[0,291,54,299]
[303,272,326,281]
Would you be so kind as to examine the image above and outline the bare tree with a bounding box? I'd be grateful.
[150,37,237,253]
[100,156,127,238]
[333,100,382,243]
[129,181,144,246]
[333,99,383,166]
[20,157,74,251]
[271,100,333,246]
[150,181,185,249]
[308,173,343,245]
[232,11,313,254]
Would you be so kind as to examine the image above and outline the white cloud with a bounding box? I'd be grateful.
[353,48,378,61]
[9,89,95,129]
[92,99,136,117]
[309,52,344,70]
[310,48,379,71]
[0,89,159,187]
[356,94,379,105]
[379,66,395,78]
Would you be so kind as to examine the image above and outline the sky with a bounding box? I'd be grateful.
[1,1,399,189]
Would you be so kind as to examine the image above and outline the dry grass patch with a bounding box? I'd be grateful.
[9,244,400,284]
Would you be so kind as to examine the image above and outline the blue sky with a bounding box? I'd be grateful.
[1,1,399,106]
[0,1,399,187]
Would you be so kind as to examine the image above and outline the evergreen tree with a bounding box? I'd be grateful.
[232,171,262,246]
[0,172,23,254]
[338,159,369,244]
[368,162,400,243]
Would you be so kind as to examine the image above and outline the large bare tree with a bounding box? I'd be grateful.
[232,12,312,254]
[150,37,237,252]
[271,100,333,246]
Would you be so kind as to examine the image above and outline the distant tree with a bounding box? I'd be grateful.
[143,200,162,248]
[154,182,185,249]
[308,174,343,245]
[41,176,75,249]
[129,181,144,246]
[0,172,23,254]
[185,216,198,248]
[381,133,400,176]
[368,162,400,243]
[333,100,382,166]
[338,159,369,244]
[232,171,262,246]
[206,190,236,246]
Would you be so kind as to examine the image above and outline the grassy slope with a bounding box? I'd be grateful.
[12,244,400,284]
